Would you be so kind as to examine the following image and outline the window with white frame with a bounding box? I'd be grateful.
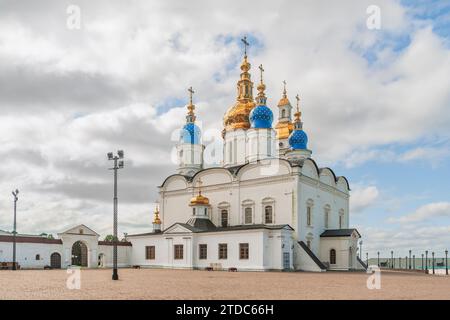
[324,205,330,229]
[264,206,273,224]
[221,210,228,227]
[339,209,345,229]
[262,197,275,224]
[244,207,252,224]
[242,200,254,224]
[306,199,314,227]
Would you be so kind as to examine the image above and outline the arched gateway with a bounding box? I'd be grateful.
[71,241,88,267]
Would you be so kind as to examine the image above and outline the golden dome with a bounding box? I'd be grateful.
[223,55,255,131]
[190,194,210,206]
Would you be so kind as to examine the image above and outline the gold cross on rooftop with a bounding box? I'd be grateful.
[188,86,195,105]
[259,64,264,83]
[241,36,249,56]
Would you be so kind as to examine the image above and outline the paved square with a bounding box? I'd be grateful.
[0,269,449,300]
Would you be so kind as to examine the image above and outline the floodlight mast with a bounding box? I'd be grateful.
[107,151,125,280]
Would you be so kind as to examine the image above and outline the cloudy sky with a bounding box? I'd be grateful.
[0,0,449,256]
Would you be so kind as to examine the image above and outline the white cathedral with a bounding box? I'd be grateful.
[0,47,365,272]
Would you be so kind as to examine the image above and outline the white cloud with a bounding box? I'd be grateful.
[350,185,379,213]
[388,202,450,223]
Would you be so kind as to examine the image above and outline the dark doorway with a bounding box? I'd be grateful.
[50,252,61,269]
[71,241,88,267]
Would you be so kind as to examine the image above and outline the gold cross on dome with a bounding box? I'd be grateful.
[241,36,249,56]
[259,64,264,83]
[283,80,287,90]
[188,86,195,105]
[197,178,203,195]
[295,94,300,112]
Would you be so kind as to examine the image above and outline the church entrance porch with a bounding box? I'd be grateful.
[71,241,88,267]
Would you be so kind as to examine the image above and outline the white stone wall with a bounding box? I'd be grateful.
[223,129,247,167]
[176,143,204,176]
[160,158,350,261]
[97,245,132,268]
[0,241,62,269]
[128,227,293,271]
[319,236,359,270]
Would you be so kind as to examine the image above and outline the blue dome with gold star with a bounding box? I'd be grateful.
[250,104,273,129]
[289,129,308,150]
[180,122,201,144]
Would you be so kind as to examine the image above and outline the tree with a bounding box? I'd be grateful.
[104,234,118,242]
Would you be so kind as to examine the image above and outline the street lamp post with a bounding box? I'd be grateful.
[425,251,428,272]
[445,250,448,275]
[413,255,415,270]
[377,251,380,267]
[108,150,124,281]
[409,250,412,269]
[432,252,435,275]
[366,252,368,266]
[399,257,401,269]
[12,189,19,271]
[421,253,424,270]
[391,251,394,269]
[359,240,363,259]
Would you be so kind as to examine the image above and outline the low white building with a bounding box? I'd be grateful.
[0,225,131,269]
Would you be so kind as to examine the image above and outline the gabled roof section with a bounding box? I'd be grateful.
[163,223,196,234]
[320,228,361,238]
[127,223,294,237]
[58,224,99,236]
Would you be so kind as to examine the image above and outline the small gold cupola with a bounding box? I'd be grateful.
[153,204,162,233]
[189,179,210,206]
[275,80,294,140]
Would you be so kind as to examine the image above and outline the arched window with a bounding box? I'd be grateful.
[306,199,313,227]
[221,210,228,227]
[339,209,345,229]
[307,207,312,226]
[193,208,196,216]
[324,205,330,229]
[264,206,273,224]
[35,254,40,261]
[282,109,286,118]
[245,207,252,224]
[330,249,336,264]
